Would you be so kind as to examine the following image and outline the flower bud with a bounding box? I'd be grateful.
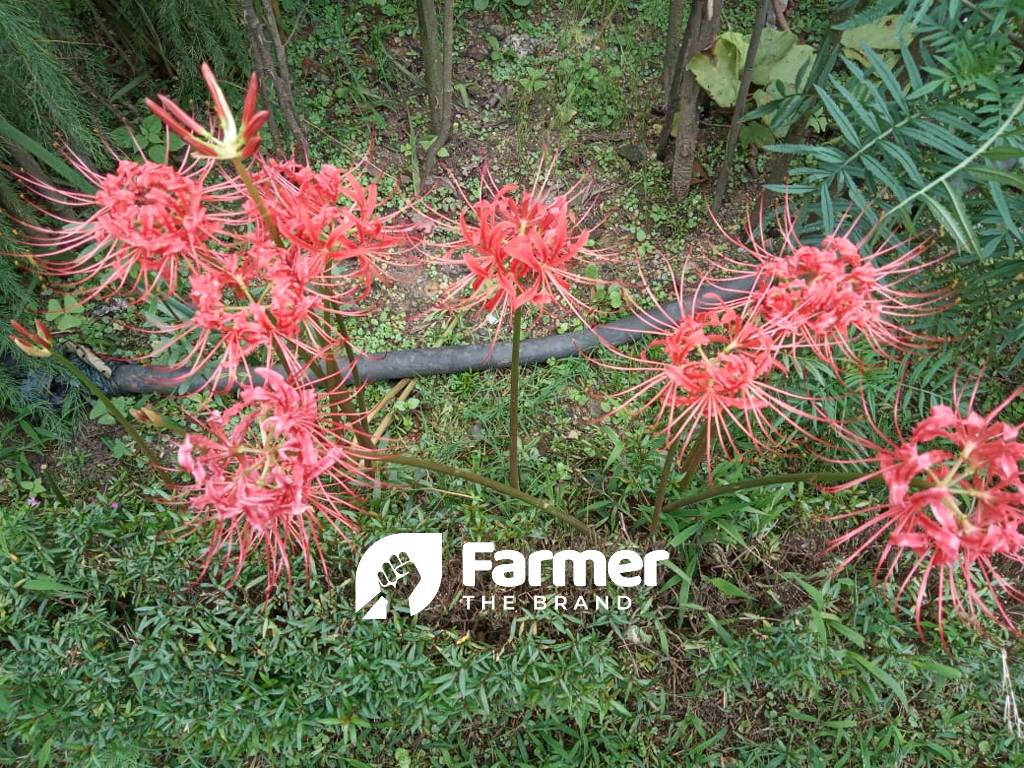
[146,63,268,161]
[9,320,52,358]
[131,406,183,433]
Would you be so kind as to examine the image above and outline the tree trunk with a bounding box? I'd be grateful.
[656,0,704,161]
[712,0,771,213]
[420,0,454,184]
[670,0,722,199]
[257,0,310,160]
[416,0,446,134]
[240,0,284,149]
[663,0,686,111]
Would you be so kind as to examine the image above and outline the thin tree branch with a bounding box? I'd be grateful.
[259,0,310,160]
[713,0,771,213]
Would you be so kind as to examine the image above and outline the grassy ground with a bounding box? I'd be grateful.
[2,0,1024,764]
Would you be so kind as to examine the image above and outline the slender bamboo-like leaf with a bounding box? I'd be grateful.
[0,116,90,191]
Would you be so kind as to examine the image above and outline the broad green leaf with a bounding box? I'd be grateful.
[142,113,163,134]
[753,41,814,90]
[22,577,84,596]
[749,29,798,83]
[739,121,777,148]
[840,15,914,51]
[108,125,134,149]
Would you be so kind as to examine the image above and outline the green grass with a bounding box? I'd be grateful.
[3,345,1024,765]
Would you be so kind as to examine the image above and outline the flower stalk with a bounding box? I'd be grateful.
[661,471,863,515]
[378,452,595,539]
[49,346,167,476]
[230,156,282,246]
[651,438,682,536]
[335,314,368,417]
[509,306,523,490]
[651,434,705,537]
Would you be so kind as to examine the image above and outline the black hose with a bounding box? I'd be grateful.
[100,276,754,395]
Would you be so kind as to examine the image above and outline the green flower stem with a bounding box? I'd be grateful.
[651,435,705,538]
[650,438,683,537]
[379,453,596,539]
[50,348,167,477]
[660,471,864,516]
[335,314,368,417]
[321,349,375,454]
[231,156,282,247]
[509,307,523,490]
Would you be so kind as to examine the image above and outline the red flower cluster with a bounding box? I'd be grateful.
[252,160,411,298]
[827,387,1024,637]
[177,369,367,593]
[13,65,414,593]
[603,270,808,473]
[718,207,945,367]
[15,62,1007,644]
[153,238,365,391]
[436,164,597,331]
[20,156,236,302]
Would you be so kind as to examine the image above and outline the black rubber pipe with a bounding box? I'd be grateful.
[98,276,753,395]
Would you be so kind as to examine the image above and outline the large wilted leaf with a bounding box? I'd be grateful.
[753,41,814,89]
[687,31,748,108]
[689,29,815,109]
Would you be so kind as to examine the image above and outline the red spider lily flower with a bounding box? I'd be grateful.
[432,161,601,334]
[18,155,238,303]
[149,240,363,391]
[825,385,1024,640]
[714,202,948,368]
[251,160,414,298]
[598,267,813,475]
[147,65,269,161]
[176,368,372,594]
[9,319,52,358]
